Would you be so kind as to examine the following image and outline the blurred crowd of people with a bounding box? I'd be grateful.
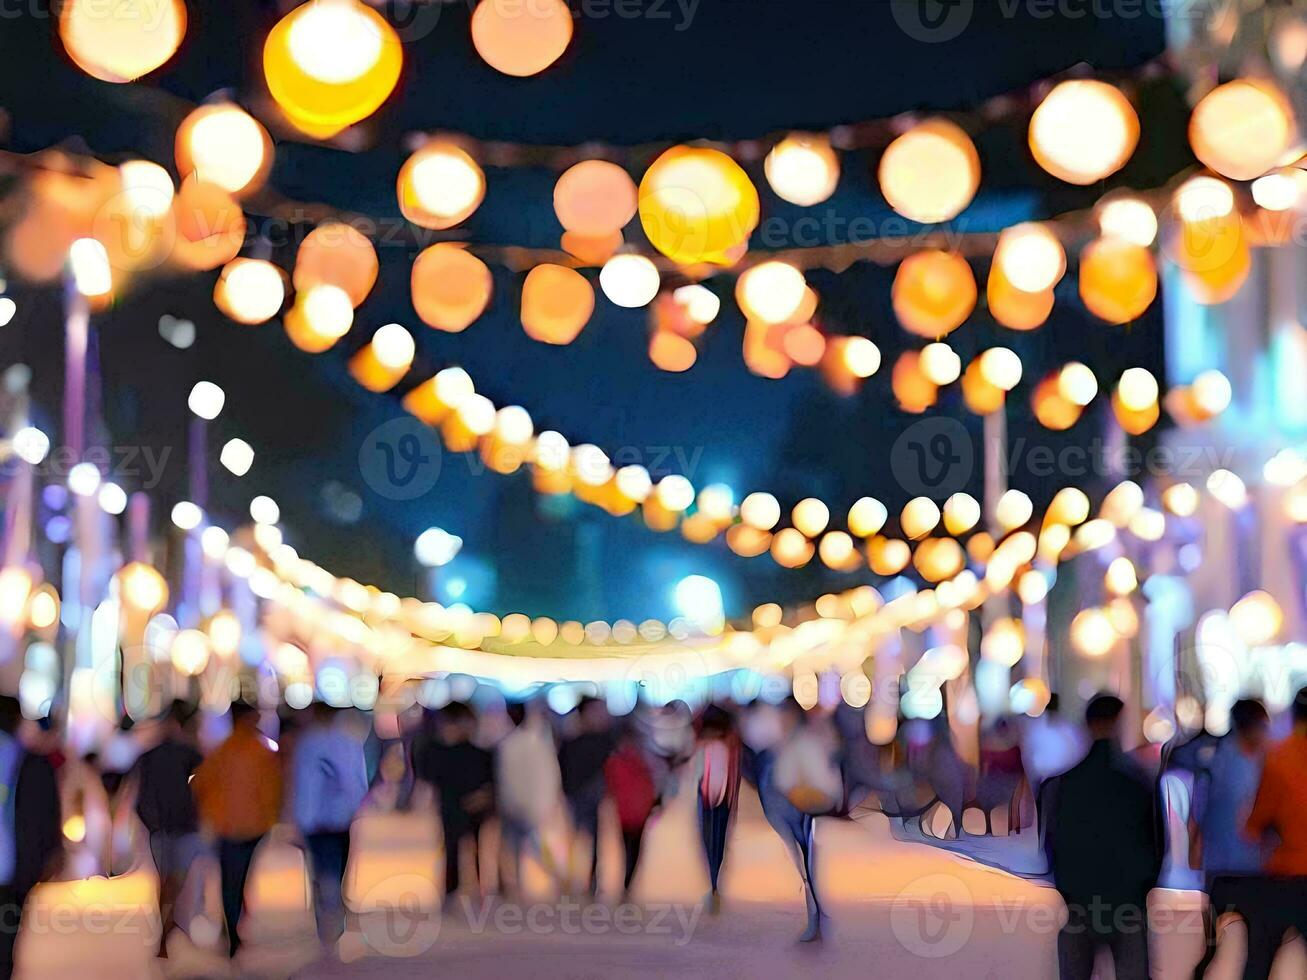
[0,681,1301,978]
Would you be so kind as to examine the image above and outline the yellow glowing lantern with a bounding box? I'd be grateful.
[879,119,980,223]
[1070,607,1117,657]
[995,223,1065,294]
[1032,377,1082,431]
[1229,590,1283,647]
[868,537,911,576]
[554,160,637,236]
[771,528,813,568]
[118,562,168,613]
[59,0,186,83]
[1190,80,1295,181]
[410,244,492,332]
[600,254,660,308]
[962,359,1005,414]
[1079,237,1157,324]
[263,0,403,139]
[1098,196,1157,247]
[1048,487,1090,526]
[819,531,858,571]
[915,538,965,582]
[1112,391,1160,436]
[171,178,245,272]
[521,264,594,344]
[215,259,286,325]
[471,0,572,76]
[919,342,961,385]
[727,524,772,558]
[740,492,781,531]
[942,493,981,535]
[892,351,939,413]
[1058,362,1098,407]
[293,222,378,307]
[848,497,888,537]
[350,322,415,392]
[398,141,485,231]
[901,497,941,539]
[892,250,976,338]
[986,264,1054,332]
[981,618,1025,667]
[284,283,354,352]
[765,133,839,207]
[841,336,881,378]
[638,146,759,265]
[171,629,210,677]
[1029,80,1139,185]
[736,261,807,323]
[979,347,1022,391]
[649,331,697,372]
[175,104,272,198]
[792,498,830,538]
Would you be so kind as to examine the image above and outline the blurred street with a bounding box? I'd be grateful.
[13,783,1306,979]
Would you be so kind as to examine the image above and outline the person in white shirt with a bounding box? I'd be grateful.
[496,702,562,896]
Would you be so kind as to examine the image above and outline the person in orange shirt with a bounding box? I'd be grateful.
[191,702,283,959]
[1238,687,1307,980]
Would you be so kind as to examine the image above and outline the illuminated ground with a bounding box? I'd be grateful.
[15,785,1305,979]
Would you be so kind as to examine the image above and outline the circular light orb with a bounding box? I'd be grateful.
[264,0,403,138]
[792,498,830,538]
[847,497,888,537]
[879,119,980,224]
[176,104,272,197]
[1117,367,1158,411]
[170,501,202,531]
[979,347,1022,391]
[171,178,245,272]
[520,264,594,345]
[170,629,210,677]
[736,261,807,324]
[741,491,781,531]
[1070,607,1117,657]
[638,146,759,265]
[901,497,941,539]
[987,265,1054,332]
[98,482,127,516]
[764,133,839,207]
[919,342,961,385]
[119,561,168,612]
[995,223,1065,294]
[1029,80,1139,184]
[471,0,572,77]
[411,244,492,333]
[1176,176,1236,224]
[1058,362,1099,407]
[938,496,980,540]
[220,438,255,477]
[294,222,378,308]
[1251,168,1307,211]
[600,254,660,308]
[1098,197,1158,247]
[215,258,285,325]
[371,323,415,369]
[292,283,354,344]
[119,160,176,220]
[1033,378,1082,431]
[819,531,857,570]
[12,427,50,466]
[59,0,186,83]
[399,142,486,231]
[1078,237,1157,324]
[1192,369,1232,416]
[892,250,976,337]
[996,489,1033,530]
[771,527,814,569]
[250,495,280,526]
[672,284,720,325]
[188,381,225,420]
[554,160,638,237]
[1229,590,1283,647]
[1190,79,1295,181]
[842,337,882,378]
[648,331,697,372]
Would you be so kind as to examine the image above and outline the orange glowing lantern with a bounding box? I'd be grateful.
[1078,237,1157,324]
[649,331,698,372]
[892,251,976,337]
[638,146,759,265]
[554,161,638,236]
[171,178,245,271]
[471,0,572,76]
[59,0,186,83]
[293,222,378,307]
[175,104,273,198]
[879,119,980,223]
[520,264,594,344]
[1190,80,1295,182]
[987,265,1054,331]
[892,351,939,413]
[398,141,486,231]
[411,244,492,332]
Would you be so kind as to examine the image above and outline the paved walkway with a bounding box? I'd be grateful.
[13,785,1306,979]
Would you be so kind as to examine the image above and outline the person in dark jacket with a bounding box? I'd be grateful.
[1043,694,1161,980]
[0,696,61,979]
[558,698,613,894]
[412,702,494,902]
[133,700,203,955]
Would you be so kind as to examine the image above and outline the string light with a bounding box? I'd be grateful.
[399,142,486,231]
[1029,80,1139,185]
[765,134,840,206]
[878,119,980,223]
[600,254,661,308]
[59,0,186,83]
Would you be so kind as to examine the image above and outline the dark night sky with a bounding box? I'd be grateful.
[0,1,1181,622]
